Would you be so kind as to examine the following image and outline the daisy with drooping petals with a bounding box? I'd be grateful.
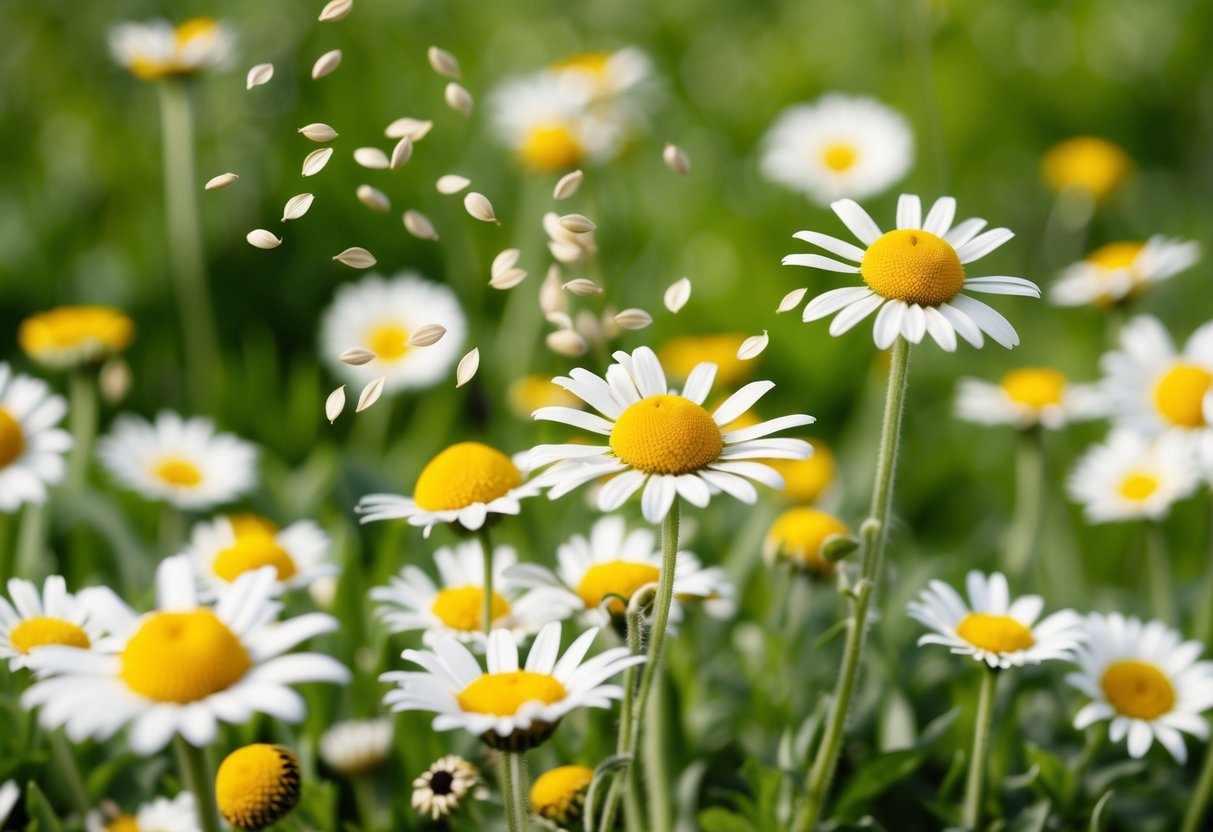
[319,718,394,776]
[85,792,199,832]
[760,94,914,205]
[184,513,334,598]
[1,576,106,671]
[371,542,572,645]
[19,306,135,370]
[357,442,542,537]
[97,411,257,511]
[526,346,814,524]
[0,363,71,513]
[955,367,1105,430]
[1068,613,1213,763]
[109,19,234,81]
[908,571,1083,669]
[504,516,734,626]
[412,755,482,821]
[783,194,1038,350]
[1051,237,1201,307]
[320,273,467,395]
[1067,430,1199,523]
[382,622,644,750]
[22,556,349,754]
[1042,136,1132,202]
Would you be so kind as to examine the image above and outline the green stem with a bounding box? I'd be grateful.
[1144,522,1175,626]
[1182,738,1213,832]
[48,728,90,818]
[1004,427,1044,584]
[905,0,946,193]
[792,339,912,832]
[15,502,47,579]
[173,736,221,832]
[502,751,530,832]
[157,80,220,411]
[962,669,998,830]
[477,527,495,638]
[352,774,378,831]
[66,370,98,493]
[1194,491,1213,646]
[159,505,184,557]
[643,677,672,832]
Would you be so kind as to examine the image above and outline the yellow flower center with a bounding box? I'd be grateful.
[609,395,723,476]
[1000,368,1068,409]
[576,561,661,614]
[1087,241,1143,272]
[1118,471,1160,502]
[120,610,251,703]
[860,229,966,306]
[820,142,859,173]
[153,457,203,488]
[227,513,281,537]
[658,333,751,387]
[0,407,25,470]
[551,52,612,77]
[531,764,594,821]
[766,507,849,573]
[954,613,1036,654]
[520,125,584,171]
[216,743,302,831]
[1153,363,1212,428]
[1101,659,1175,720]
[413,442,524,512]
[457,671,567,716]
[367,323,411,363]
[17,305,134,364]
[212,533,298,584]
[175,17,219,46]
[431,587,511,632]
[1042,136,1132,200]
[105,816,140,832]
[769,440,835,504]
[8,616,91,654]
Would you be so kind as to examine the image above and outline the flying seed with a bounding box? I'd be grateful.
[204,172,239,191]
[547,329,588,357]
[776,287,808,314]
[737,330,769,360]
[403,210,439,240]
[664,277,692,313]
[563,279,602,296]
[558,214,596,233]
[302,148,334,176]
[463,192,498,224]
[553,169,584,201]
[356,377,385,412]
[246,63,273,90]
[491,248,520,278]
[325,385,346,423]
[389,137,413,169]
[444,82,473,116]
[318,0,353,22]
[354,147,390,169]
[408,324,446,347]
[333,247,376,268]
[427,46,461,79]
[356,185,390,213]
[339,348,375,366]
[247,229,282,249]
[298,123,338,142]
[436,174,471,194]
[385,118,433,140]
[489,268,527,290]
[663,142,691,175]
[546,311,573,329]
[540,266,566,315]
[614,308,653,330]
[456,348,479,388]
[281,193,315,222]
[312,50,343,80]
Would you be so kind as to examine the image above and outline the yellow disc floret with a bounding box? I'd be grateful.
[1101,659,1175,720]
[457,671,567,716]
[520,124,584,171]
[413,442,523,512]
[1153,363,1212,428]
[216,743,302,831]
[821,142,859,173]
[576,562,661,613]
[0,408,24,470]
[104,816,140,832]
[1000,368,1068,409]
[212,534,297,584]
[860,229,966,306]
[1118,471,1160,502]
[531,764,594,822]
[120,611,251,702]
[227,514,280,537]
[153,457,203,488]
[431,587,511,632]
[955,613,1036,654]
[1087,241,1143,272]
[367,323,411,363]
[765,507,849,575]
[1042,136,1133,201]
[610,395,723,475]
[9,617,91,653]
[18,305,134,367]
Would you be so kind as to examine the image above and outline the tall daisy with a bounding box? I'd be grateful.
[0,363,71,513]
[490,74,615,172]
[86,792,199,832]
[109,19,233,81]
[760,94,914,205]
[782,194,1038,350]
[184,513,334,598]
[955,367,1105,430]
[1,576,106,671]
[97,411,257,511]
[1068,613,1213,762]
[1051,237,1201,307]
[320,273,467,395]
[19,306,135,370]
[526,346,814,524]
[22,556,349,754]
[1067,430,1200,523]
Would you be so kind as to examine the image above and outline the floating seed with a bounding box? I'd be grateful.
[664,277,692,313]
[318,0,353,22]
[737,330,769,360]
[385,118,433,140]
[302,148,334,177]
[354,147,390,169]
[456,348,479,388]
[403,210,439,241]
[281,193,315,222]
[463,192,498,224]
[553,169,584,201]
[333,247,377,268]
[204,172,239,191]
[356,185,390,213]
[563,278,602,296]
[389,137,413,169]
[325,385,346,423]
[427,46,461,79]
[614,308,653,330]
[444,82,473,115]
[247,229,282,249]
[246,63,273,90]
[299,123,339,142]
[408,324,446,347]
[436,174,471,194]
[663,142,691,175]
[776,287,808,313]
[558,213,596,233]
[312,49,343,80]
[339,348,375,366]
[356,377,385,412]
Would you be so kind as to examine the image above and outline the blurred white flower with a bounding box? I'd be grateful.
[1067,430,1199,523]
[955,367,1105,430]
[1051,237,1200,307]
[109,18,234,80]
[0,363,71,513]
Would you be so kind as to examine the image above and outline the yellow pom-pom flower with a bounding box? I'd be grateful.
[531,764,593,824]
[216,744,301,830]
[1042,136,1132,202]
[19,306,134,369]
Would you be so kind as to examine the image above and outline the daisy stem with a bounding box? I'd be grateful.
[643,678,672,832]
[1195,492,1213,646]
[15,502,47,579]
[66,369,97,492]
[961,667,998,830]
[48,728,89,818]
[1004,427,1044,585]
[477,527,495,639]
[793,338,911,832]
[352,774,379,831]
[173,736,222,832]
[1181,738,1213,832]
[1144,521,1175,626]
[501,751,530,832]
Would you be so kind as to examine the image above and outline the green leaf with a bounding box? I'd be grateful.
[1088,790,1114,832]
[23,781,63,832]
[1004,799,1051,832]
[696,807,759,832]
[1024,743,1074,804]
[833,749,926,821]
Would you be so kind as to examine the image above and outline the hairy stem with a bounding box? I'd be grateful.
[173,736,221,832]
[962,668,998,830]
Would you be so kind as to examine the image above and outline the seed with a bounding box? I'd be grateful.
[408,324,446,347]
[298,123,338,142]
[562,278,602,296]
[489,267,527,290]
[354,147,390,169]
[463,192,498,224]
[403,210,439,241]
[339,348,375,366]
[553,169,584,200]
[281,193,315,222]
[389,137,413,169]
[546,311,573,329]
[558,213,596,233]
[456,348,479,388]
[776,287,808,314]
[444,82,473,116]
[614,308,653,330]
[491,248,520,278]
[302,148,334,176]
[540,266,566,314]
[99,358,131,403]
[318,0,353,22]
[385,118,433,140]
[427,46,461,79]
[546,329,588,357]
[204,172,239,191]
[247,229,282,249]
[332,247,377,268]
[356,377,386,412]
[737,330,769,360]
[664,277,692,313]
[246,63,273,90]
[436,174,471,194]
[356,185,390,213]
[663,142,691,175]
[575,310,603,344]
[312,49,343,80]
[325,385,346,423]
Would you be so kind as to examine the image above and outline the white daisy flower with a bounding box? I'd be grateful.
[22,556,349,755]
[319,718,394,776]
[97,411,257,511]
[549,48,652,100]
[784,194,1039,350]
[760,94,914,205]
[491,74,625,172]
[0,780,17,829]
[357,441,542,537]
[1067,430,1200,523]
[1068,612,1213,763]
[503,516,734,625]
[1,576,107,671]
[109,18,234,81]
[381,622,644,750]
[955,367,1105,430]
[908,571,1083,669]
[1051,237,1201,307]
[412,754,481,821]
[525,346,814,524]
[371,542,572,646]
[320,273,467,395]
[0,363,71,513]
[86,792,199,832]
[184,513,334,598]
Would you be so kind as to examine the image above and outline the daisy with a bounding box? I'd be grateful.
[215,744,301,831]
[1067,430,1200,523]
[86,792,199,832]
[109,18,234,81]
[1041,136,1132,202]
[18,306,135,369]
[1068,613,1213,763]
[412,755,481,821]
[955,367,1105,430]
[908,571,1083,669]
[22,556,349,754]
[526,346,814,524]
[1051,237,1201,307]
[1,576,107,671]
[320,273,467,395]
[0,363,71,513]
[503,516,734,625]
[530,764,594,827]
[760,94,914,205]
[783,194,1039,350]
[184,513,334,597]
[381,622,644,750]
[490,74,620,172]
[319,718,394,776]
[549,48,651,101]
[371,541,572,645]
[96,411,257,511]
[357,442,542,537]
[763,507,850,576]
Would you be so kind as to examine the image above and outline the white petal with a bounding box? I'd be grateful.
[896,194,922,231]
[791,230,866,262]
[957,228,1014,264]
[872,301,907,349]
[803,287,875,322]
[682,363,717,405]
[831,199,882,245]
[936,302,984,348]
[828,295,885,336]
[641,476,677,524]
[950,294,1019,349]
[922,197,957,236]
[781,253,861,273]
[712,381,775,426]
